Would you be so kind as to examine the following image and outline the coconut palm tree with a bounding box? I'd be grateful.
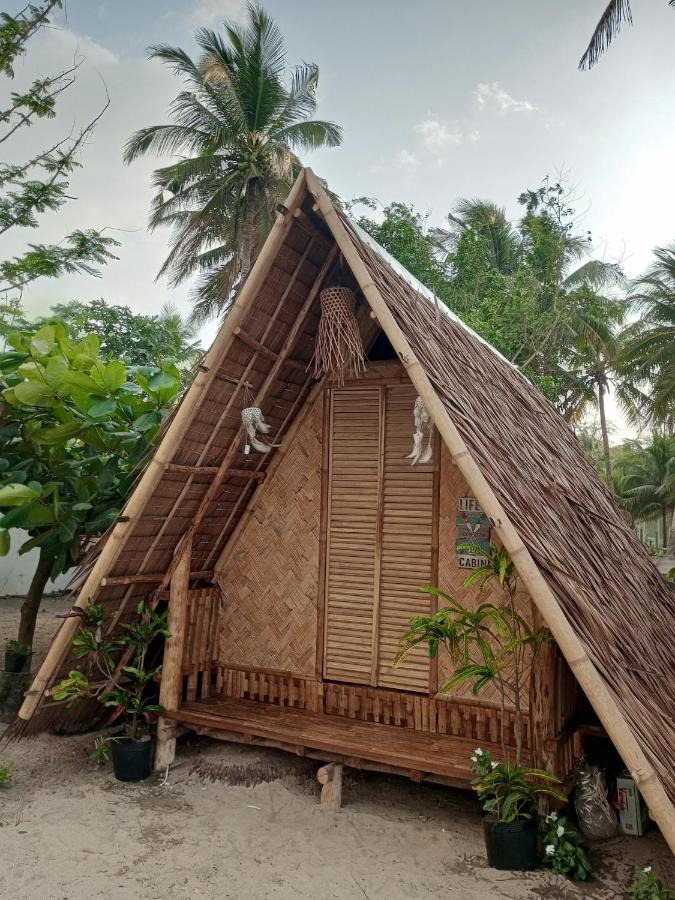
[579,1,675,70]
[622,434,675,552]
[623,243,675,428]
[125,3,342,323]
[565,305,641,493]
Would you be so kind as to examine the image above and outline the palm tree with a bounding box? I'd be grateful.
[622,434,675,552]
[623,243,675,428]
[565,306,641,493]
[579,1,675,70]
[125,3,342,323]
[432,200,522,275]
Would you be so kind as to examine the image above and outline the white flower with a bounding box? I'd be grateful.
[546,811,558,822]
[470,755,477,763]
[491,761,498,769]
[474,748,483,756]
[643,866,652,873]
[557,825,565,838]
[545,844,555,856]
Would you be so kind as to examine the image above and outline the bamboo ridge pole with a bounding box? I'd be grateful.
[17,172,310,723]
[304,167,675,851]
[155,539,192,771]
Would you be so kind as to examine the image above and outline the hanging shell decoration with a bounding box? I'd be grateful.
[407,396,433,465]
[310,286,366,386]
[241,406,279,454]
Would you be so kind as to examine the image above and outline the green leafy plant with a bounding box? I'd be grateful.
[629,867,675,900]
[5,639,30,655]
[397,543,551,766]
[540,810,592,881]
[0,762,14,786]
[90,736,111,766]
[471,748,564,823]
[0,321,181,655]
[51,600,170,741]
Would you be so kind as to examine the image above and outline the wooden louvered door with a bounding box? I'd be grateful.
[323,380,435,692]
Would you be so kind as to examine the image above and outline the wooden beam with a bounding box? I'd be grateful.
[17,172,311,722]
[318,763,343,810]
[304,165,675,853]
[164,464,219,475]
[100,570,213,587]
[155,539,192,771]
[233,327,279,362]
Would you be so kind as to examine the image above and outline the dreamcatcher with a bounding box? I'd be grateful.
[407,396,433,465]
[240,384,279,454]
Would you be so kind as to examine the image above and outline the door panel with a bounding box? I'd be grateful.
[323,387,381,683]
[324,381,434,692]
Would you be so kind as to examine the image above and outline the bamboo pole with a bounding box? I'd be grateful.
[155,539,192,771]
[304,166,675,851]
[17,171,310,722]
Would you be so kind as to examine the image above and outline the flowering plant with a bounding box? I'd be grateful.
[629,867,675,900]
[471,748,564,823]
[540,811,592,881]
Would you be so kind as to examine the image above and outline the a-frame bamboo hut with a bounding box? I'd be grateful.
[12,169,675,851]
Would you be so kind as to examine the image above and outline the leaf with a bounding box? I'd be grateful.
[0,529,9,556]
[1,503,54,529]
[35,421,84,445]
[13,380,55,406]
[99,360,127,392]
[43,356,69,387]
[86,396,118,418]
[57,370,101,395]
[30,325,56,356]
[0,483,41,506]
[147,370,178,391]
[132,410,162,432]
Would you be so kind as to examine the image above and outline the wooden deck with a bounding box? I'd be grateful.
[166,697,528,786]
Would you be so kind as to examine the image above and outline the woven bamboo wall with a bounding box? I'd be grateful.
[215,395,323,675]
[437,443,533,709]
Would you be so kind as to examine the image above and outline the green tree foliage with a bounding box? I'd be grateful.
[0,321,181,648]
[355,179,628,414]
[37,299,202,370]
[125,2,342,324]
[623,243,675,428]
[0,2,118,299]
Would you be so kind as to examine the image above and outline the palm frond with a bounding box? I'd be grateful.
[579,0,633,70]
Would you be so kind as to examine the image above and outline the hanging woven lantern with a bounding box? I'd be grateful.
[310,286,366,386]
[407,396,433,465]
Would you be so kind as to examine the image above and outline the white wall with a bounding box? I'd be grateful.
[0,530,70,596]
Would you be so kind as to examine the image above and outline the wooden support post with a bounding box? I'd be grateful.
[318,763,343,810]
[529,619,558,777]
[155,540,192,771]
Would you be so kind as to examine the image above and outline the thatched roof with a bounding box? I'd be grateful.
[12,169,675,848]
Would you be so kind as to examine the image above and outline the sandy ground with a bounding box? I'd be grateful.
[1,596,674,900]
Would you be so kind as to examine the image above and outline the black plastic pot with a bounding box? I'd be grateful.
[4,648,29,674]
[482,815,539,871]
[110,737,153,782]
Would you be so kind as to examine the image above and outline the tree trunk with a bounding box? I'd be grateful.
[17,552,53,649]
[240,182,257,282]
[597,380,613,495]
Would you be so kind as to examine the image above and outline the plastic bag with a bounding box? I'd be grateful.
[574,758,618,839]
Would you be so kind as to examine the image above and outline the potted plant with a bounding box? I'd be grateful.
[4,640,31,673]
[472,747,562,870]
[396,543,564,870]
[52,600,169,782]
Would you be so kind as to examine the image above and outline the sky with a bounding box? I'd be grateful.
[4,0,675,433]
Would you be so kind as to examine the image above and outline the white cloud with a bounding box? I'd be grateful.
[474,81,537,115]
[391,149,419,169]
[414,113,463,153]
[184,0,247,26]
